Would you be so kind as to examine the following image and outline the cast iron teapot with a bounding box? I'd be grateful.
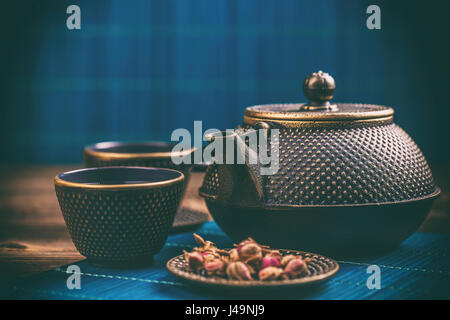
[199,71,440,255]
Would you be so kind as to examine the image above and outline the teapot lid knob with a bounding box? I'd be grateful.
[302,70,336,110]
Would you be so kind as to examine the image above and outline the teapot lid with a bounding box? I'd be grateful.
[244,71,393,123]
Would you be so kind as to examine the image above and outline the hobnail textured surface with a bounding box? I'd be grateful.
[200,165,220,199]
[56,183,183,262]
[167,248,339,289]
[201,123,437,206]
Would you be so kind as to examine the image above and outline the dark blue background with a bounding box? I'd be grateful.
[1,0,448,164]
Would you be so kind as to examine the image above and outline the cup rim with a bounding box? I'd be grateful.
[204,130,237,142]
[54,166,184,190]
[84,141,194,160]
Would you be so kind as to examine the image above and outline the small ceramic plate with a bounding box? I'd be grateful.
[166,249,339,290]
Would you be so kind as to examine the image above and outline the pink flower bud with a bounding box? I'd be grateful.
[261,255,281,269]
[238,243,262,263]
[201,251,217,262]
[280,254,296,267]
[266,250,282,261]
[204,259,226,275]
[226,262,253,281]
[236,238,257,253]
[186,251,204,271]
[284,258,308,278]
[258,267,283,281]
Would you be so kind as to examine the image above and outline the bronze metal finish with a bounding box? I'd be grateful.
[199,70,440,254]
[55,167,185,266]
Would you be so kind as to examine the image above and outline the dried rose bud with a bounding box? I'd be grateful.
[184,250,204,271]
[226,262,253,281]
[284,258,308,278]
[201,250,221,262]
[246,263,256,275]
[239,243,262,264]
[280,254,296,267]
[236,241,251,253]
[236,237,270,253]
[229,248,240,262]
[266,250,282,260]
[193,233,217,252]
[204,259,226,276]
[235,237,258,252]
[258,267,283,281]
[261,255,281,269]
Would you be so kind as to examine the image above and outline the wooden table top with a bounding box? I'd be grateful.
[0,165,448,282]
[0,165,211,282]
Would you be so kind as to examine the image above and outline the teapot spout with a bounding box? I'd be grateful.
[233,132,265,202]
[200,130,265,206]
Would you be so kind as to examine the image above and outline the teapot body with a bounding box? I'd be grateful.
[200,118,439,254]
[202,118,437,207]
[199,72,440,255]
